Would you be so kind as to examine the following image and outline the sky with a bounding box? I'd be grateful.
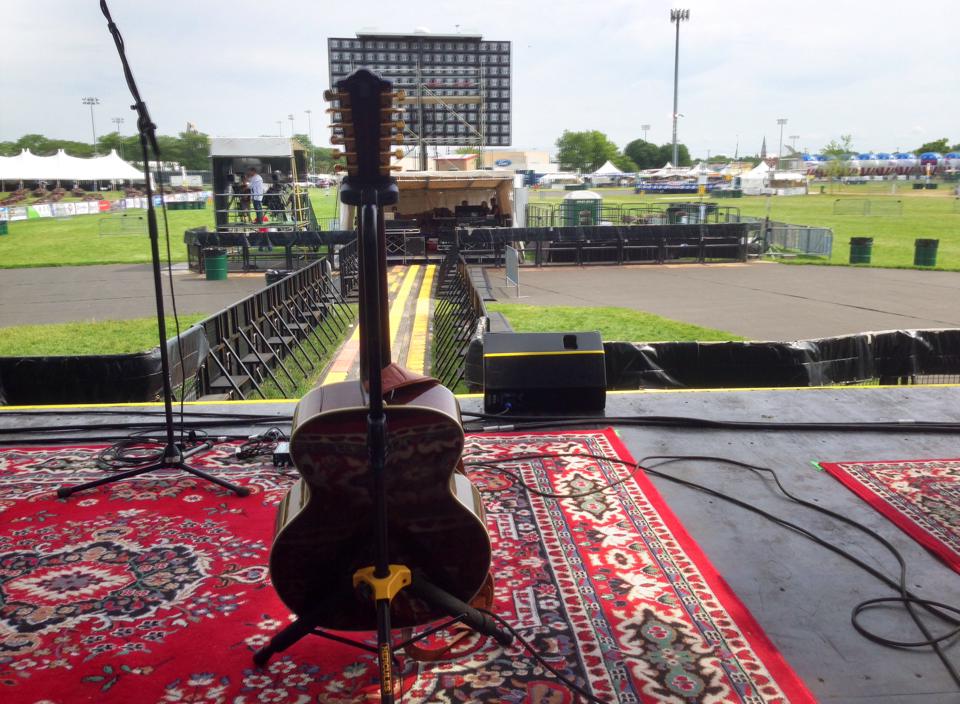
[2,0,958,159]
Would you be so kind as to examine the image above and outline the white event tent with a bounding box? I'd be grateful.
[0,149,146,184]
[589,160,628,185]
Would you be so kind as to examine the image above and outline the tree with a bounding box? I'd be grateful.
[555,130,619,172]
[820,135,854,158]
[655,143,691,167]
[915,138,950,154]
[454,146,479,155]
[612,154,638,172]
[623,139,661,170]
[176,130,210,170]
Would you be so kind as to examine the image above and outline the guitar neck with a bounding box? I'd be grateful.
[356,200,392,378]
[327,69,405,387]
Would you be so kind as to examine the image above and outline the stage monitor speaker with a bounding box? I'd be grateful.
[483,331,606,414]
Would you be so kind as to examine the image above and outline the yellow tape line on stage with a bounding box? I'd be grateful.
[322,266,420,385]
[388,265,421,347]
[405,265,436,375]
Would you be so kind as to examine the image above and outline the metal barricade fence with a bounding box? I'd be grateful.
[177,259,355,401]
[432,252,488,390]
[765,225,834,257]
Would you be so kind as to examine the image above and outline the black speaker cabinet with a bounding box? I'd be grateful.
[483,332,606,414]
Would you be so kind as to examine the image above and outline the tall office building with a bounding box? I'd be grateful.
[327,31,512,150]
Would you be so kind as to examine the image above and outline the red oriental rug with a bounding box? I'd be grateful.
[818,458,960,574]
[0,430,815,703]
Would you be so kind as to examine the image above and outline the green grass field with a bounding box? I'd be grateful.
[0,315,206,356]
[2,184,958,270]
[486,303,741,342]
[0,190,340,268]
[531,186,960,270]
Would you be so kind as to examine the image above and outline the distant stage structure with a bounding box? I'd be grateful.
[328,30,512,168]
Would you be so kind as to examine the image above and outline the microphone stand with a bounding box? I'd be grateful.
[57,1,248,499]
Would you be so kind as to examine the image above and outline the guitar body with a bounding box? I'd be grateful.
[269,378,492,630]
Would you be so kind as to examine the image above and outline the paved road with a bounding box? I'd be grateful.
[0,264,269,326]
[488,261,960,340]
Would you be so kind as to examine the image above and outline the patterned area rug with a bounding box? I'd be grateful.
[0,431,815,703]
[818,458,960,574]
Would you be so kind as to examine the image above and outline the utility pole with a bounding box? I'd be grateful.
[112,116,125,159]
[670,9,689,166]
[82,97,100,153]
[305,109,315,174]
[776,118,788,169]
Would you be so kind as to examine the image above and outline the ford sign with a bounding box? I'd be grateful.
[494,159,512,167]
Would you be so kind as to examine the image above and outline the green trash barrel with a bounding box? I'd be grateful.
[914,239,939,267]
[204,247,228,280]
[0,220,8,235]
[849,237,873,264]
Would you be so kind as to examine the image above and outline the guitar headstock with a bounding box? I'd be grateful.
[325,69,405,206]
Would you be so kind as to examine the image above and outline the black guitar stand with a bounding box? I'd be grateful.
[56,2,248,501]
[254,84,510,700]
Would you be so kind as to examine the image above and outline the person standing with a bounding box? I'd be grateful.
[246,167,271,251]
[246,167,265,224]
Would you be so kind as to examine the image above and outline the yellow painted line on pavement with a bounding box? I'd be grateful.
[322,266,418,385]
[388,265,421,346]
[405,264,436,374]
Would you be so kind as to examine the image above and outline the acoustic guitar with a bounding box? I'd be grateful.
[268,69,492,631]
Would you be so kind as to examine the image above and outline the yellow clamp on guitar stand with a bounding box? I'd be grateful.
[353,564,412,602]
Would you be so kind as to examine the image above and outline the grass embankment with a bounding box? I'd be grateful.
[0,315,206,356]
[0,307,356,400]
[486,303,741,342]
[0,190,340,269]
[532,186,960,270]
[259,304,357,399]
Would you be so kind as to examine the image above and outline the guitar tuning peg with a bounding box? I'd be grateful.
[323,89,340,102]
[393,149,404,160]
[394,89,406,101]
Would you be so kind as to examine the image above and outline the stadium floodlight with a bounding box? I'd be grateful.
[641,123,651,142]
[776,118,788,169]
[82,97,100,153]
[305,109,315,174]
[112,116,125,158]
[789,134,799,151]
[669,9,690,166]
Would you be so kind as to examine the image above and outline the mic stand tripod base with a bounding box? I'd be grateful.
[56,441,250,499]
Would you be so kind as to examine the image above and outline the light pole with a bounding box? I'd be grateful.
[288,113,295,139]
[82,97,100,153]
[669,9,689,166]
[277,120,283,137]
[789,134,799,152]
[776,118,787,169]
[305,109,315,175]
[641,123,651,143]
[112,117,125,159]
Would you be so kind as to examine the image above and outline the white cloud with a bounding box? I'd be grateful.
[1,0,958,157]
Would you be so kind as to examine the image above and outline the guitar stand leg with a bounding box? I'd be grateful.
[253,617,317,667]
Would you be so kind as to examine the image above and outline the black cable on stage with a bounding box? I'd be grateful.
[462,411,960,435]
[478,609,609,704]
[463,450,960,689]
[156,172,190,444]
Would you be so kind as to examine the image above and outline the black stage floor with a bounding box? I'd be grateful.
[2,385,958,703]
